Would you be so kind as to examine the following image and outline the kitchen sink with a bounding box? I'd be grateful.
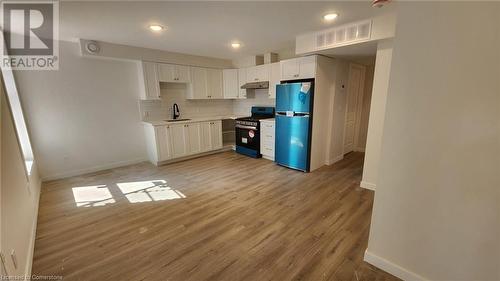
[165,119,191,122]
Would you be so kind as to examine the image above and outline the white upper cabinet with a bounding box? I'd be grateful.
[268,62,281,99]
[188,67,209,99]
[158,63,191,83]
[207,68,223,99]
[139,61,161,100]
[222,69,239,99]
[246,64,270,83]
[280,56,316,80]
[188,67,224,99]
[237,68,247,99]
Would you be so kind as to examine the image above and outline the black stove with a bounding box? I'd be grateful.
[235,106,275,158]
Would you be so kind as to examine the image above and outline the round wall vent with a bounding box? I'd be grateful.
[85,41,100,54]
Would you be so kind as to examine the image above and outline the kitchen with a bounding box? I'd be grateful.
[8,1,484,280]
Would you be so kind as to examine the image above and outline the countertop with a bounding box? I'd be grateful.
[260,118,275,123]
[143,115,247,126]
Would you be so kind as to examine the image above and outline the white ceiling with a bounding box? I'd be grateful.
[59,1,395,60]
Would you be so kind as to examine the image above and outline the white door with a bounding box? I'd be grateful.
[223,69,239,99]
[268,62,281,99]
[207,68,223,99]
[281,59,300,80]
[237,68,247,99]
[344,63,366,154]
[175,65,191,83]
[185,123,201,154]
[189,67,208,99]
[170,124,187,158]
[199,122,212,152]
[210,121,222,149]
[156,126,172,161]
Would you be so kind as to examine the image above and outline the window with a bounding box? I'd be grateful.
[1,34,35,176]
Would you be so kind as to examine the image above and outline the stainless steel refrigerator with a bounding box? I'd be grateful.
[275,80,314,172]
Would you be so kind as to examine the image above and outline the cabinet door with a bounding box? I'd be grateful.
[268,62,281,99]
[210,121,222,149]
[207,68,223,99]
[281,59,300,80]
[170,124,187,158]
[157,63,175,82]
[185,123,201,155]
[142,62,161,99]
[189,67,208,99]
[175,65,191,83]
[156,126,172,161]
[255,64,270,82]
[299,56,316,79]
[246,66,258,83]
[199,122,212,152]
[237,68,247,99]
[223,69,239,99]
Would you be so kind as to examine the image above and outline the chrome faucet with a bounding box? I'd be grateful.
[173,103,180,120]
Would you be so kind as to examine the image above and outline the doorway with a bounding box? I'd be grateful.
[343,62,374,155]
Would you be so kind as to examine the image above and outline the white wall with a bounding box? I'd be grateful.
[1,80,42,277]
[360,40,393,190]
[14,41,148,180]
[366,2,500,280]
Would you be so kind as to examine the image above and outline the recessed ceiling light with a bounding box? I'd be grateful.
[323,13,338,21]
[149,25,164,32]
[231,42,241,49]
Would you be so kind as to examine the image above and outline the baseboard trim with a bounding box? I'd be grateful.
[364,250,428,281]
[325,155,344,165]
[42,157,148,182]
[360,181,376,191]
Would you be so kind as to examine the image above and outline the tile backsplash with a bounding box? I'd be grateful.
[140,83,234,121]
[232,89,275,116]
[139,83,276,121]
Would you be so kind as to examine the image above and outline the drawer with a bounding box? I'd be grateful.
[261,145,274,156]
[261,131,275,141]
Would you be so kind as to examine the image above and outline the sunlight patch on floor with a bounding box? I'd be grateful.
[72,185,116,207]
[116,180,186,203]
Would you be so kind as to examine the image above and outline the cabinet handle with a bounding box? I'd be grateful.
[294,74,299,77]
[254,78,258,81]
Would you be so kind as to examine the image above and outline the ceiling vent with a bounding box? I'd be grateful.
[316,20,372,50]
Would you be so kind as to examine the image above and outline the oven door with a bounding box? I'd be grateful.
[235,124,260,157]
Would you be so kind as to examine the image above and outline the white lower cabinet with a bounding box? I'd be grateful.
[170,124,188,158]
[156,125,172,161]
[186,123,201,154]
[145,120,224,165]
[260,119,275,161]
[210,121,223,149]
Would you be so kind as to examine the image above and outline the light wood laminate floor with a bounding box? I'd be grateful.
[33,151,398,281]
